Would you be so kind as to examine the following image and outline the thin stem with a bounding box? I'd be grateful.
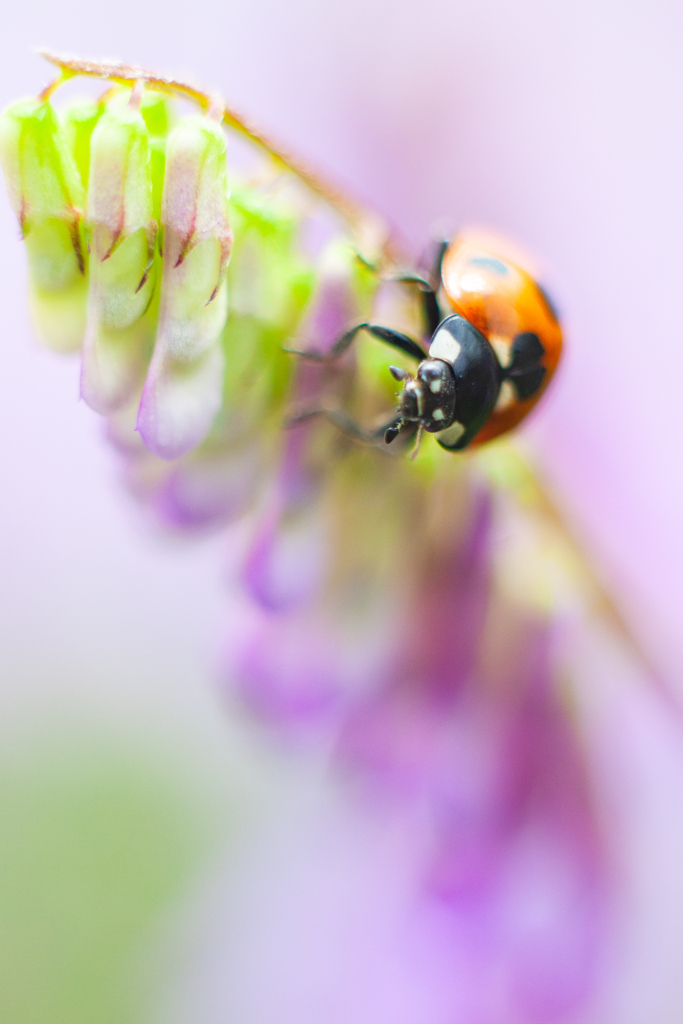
[127,79,144,112]
[484,439,682,715]
[37,69,73,102]
[38,50,391,258]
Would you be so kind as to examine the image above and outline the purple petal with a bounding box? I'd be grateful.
[296,247,360,355]
[241,419,329,611]
[222,588,398,731]
[137,337,226,460]
[151,444,262,529]
[223,600,344,726]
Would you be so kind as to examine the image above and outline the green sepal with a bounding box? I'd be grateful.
[82,104,158,411]
[0,98,87,350]
[106,87,173,139]
[86,105,156,265]
[155,115,232,361]
[0,98,84,228]
[61,99,103,190]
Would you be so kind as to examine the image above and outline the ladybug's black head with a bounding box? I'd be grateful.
[384,358,456,444]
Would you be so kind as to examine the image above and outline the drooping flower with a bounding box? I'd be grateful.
[137,113,232,459]
[81,90,158,413]
[0,96,87,351]
[106,177,315,530]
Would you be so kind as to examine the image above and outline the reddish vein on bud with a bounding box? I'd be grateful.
[80,94,158,413]
[0,98,87,351]
[137,115,232,459]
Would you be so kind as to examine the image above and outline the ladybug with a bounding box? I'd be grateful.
[318,230,563,452]
[290,232,565,456]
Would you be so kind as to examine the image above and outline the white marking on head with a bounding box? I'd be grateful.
[495,380,516,412]
[432,408,445,421]
[429,329,462,365]
[430,378,443,393]
[436,421,465,445]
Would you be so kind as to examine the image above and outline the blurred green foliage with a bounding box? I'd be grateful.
[0,735,212,1024]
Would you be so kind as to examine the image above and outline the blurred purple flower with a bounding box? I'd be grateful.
[240,244,364,610]
[222,476,609,1023]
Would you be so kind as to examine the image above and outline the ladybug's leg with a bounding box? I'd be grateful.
[385,239,449,336]
[286,406,374,442]
[334,323,426,362]
[285,323,426,365]
[286,405,415,449]
[421,287,442,337]
[350,238,447,337]
[386,275,442,337]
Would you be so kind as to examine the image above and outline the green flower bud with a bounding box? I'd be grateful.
[159,114,232,337]
[138,91,173,138]
[138,115,232,459]
[221,184,316,422]
[228,184,313,326]
[106,87,173,139]
[149,136,166,227]
[61,99,102,190]
[81,101,157,413]
[85,102,156,269]
[0,98,87,352]
[138,91,171,227]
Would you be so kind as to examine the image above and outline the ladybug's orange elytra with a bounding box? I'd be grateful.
[439,230,563,447]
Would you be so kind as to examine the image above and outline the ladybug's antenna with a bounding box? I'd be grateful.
[389,365,411,382]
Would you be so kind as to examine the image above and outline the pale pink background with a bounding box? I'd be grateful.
[0,2,683,1019]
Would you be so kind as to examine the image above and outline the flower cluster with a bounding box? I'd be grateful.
[1,82,235,455]
[1,54,625,1022]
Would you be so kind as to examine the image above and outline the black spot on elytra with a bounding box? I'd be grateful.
[510,365,546,399]
[505,331,546,400]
